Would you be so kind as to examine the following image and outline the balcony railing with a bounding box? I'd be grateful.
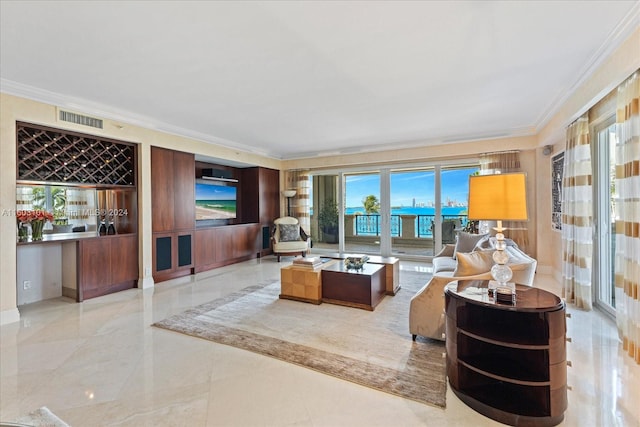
[350,214,469,238]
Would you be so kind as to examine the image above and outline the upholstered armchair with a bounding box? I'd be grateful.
[272,216,310,262]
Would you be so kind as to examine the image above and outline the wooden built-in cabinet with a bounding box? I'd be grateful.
[153,231,194,277]
[194,223,261,272]
[15,122,140,303]
[239,167,279,256]
[151,147,195,281]
[152,147,195,233]
[78,235,138,301]
[153,148,280,280]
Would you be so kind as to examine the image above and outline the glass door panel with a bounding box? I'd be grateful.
[440,165,479,242]
[344,172,381,255]
[390,168,435,257]
[311,174,340,252]
[594,122,617,315]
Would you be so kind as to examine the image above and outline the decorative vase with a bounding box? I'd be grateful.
[17,223,29,242]
[31,219,45,241]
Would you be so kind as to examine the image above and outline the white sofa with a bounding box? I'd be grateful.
[409,236,537,341]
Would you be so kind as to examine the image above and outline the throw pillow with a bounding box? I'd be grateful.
[454,232,488,259]
[434,244,455,258]
[453,250,495,277]
[279,224,300,242]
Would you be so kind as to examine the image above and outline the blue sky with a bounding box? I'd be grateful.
[195,183,236,201]
[345,168,477,208]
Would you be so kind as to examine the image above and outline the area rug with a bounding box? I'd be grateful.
[153,270,446,407]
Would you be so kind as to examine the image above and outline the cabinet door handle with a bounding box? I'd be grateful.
[566,313,572,318]
[567,360,572,367]
[566,337,572,343]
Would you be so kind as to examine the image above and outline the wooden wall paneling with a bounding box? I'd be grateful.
[173,151,195,231]
[151,147,175,232]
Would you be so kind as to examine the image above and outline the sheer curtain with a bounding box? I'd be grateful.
[284,169,310,234]
[561,114,593,310]
[478,151,529,251]
[615,71,640,364]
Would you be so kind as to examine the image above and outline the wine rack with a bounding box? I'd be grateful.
[17,122,136,186]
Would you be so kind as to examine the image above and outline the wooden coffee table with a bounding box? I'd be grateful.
[321,262,385,311]
[321,252,400,295]
[280,259,337,304]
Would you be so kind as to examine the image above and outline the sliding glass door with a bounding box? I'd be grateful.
[594,120,618,316]
[344,172,381,254]
[309,161,478,259]
[389,168,435,257]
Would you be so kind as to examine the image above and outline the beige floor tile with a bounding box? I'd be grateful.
[1,257,638,426]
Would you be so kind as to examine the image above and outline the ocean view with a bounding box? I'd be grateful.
[344,206,468,216]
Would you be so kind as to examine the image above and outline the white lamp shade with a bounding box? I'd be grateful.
[282,190,297,198]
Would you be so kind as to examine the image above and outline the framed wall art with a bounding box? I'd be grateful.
[551,151,564,231]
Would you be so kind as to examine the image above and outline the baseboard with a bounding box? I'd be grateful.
[62,286,77,300]
[139,276,155,289]
[0,307,20,325]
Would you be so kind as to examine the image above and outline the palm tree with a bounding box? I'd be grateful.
[362,194,380,214]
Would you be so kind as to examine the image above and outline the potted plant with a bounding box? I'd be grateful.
[318,199,339,243]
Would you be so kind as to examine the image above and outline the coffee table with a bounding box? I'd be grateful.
[321,262,385,311]
[321,252,400,295]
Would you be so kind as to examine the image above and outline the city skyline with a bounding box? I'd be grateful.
[345,168,478,208]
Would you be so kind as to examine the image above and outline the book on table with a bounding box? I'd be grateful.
[292,257,324,268]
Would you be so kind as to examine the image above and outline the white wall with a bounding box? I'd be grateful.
[16,244,63,305]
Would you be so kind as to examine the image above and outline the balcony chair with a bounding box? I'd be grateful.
[272,216,310,262]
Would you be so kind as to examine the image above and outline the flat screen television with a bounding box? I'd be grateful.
[195,179,237,220]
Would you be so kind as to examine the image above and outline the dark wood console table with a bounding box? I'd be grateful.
[444,281,567,426]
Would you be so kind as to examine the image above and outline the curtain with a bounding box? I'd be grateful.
[615,71,640,364]
[284,169,311,233]
[478,151,529,251]
[561,114,593,310]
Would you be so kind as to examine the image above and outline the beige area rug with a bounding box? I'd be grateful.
[6,406,70,427]
[153,271,446,407]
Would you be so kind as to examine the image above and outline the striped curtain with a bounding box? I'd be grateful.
[285,169,311,234]
[615,71,640,364]
[561,114,593,310]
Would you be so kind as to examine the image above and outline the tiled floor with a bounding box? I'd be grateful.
[1,257,638,426]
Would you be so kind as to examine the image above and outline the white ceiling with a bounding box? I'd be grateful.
[1,1,638,160]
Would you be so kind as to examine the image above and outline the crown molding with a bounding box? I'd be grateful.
[0,78,283,160]
[533,2,640,132]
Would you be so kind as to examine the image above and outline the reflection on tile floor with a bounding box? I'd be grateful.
[1,257,638,426]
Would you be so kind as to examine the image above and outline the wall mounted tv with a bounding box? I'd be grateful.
[195,179,237,220]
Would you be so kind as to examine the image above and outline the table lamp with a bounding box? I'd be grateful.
[467,172,528,301]
[282,190,297,217]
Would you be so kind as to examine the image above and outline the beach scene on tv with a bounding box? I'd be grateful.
[195,182,237,220]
